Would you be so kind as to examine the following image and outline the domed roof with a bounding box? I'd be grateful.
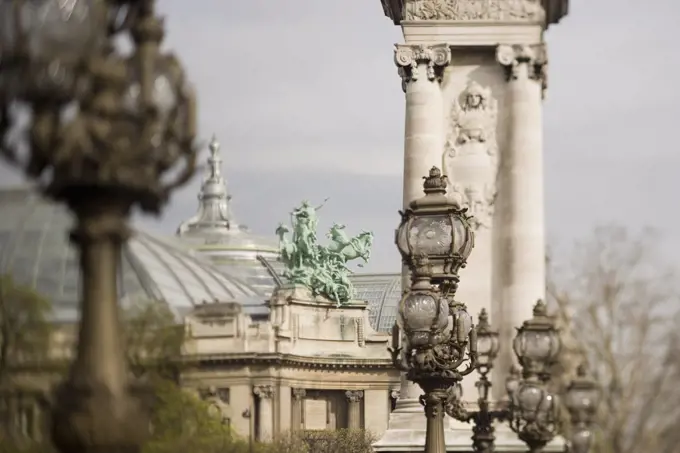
[0,187,268,322]
[351,273,401,332]
[174,135,283,296]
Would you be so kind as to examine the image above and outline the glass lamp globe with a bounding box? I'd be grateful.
[515,380,553,423]
[0,0,109,100]
[565,364,600,418]
[395,166,475,281]
[121,54,190,155]
[505,365,521,399]
[570,428,593,453]
[512,300,561,371]
[537,391,558,424]
[398,291,448,347]
[475,308,499,367]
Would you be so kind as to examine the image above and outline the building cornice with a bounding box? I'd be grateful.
[182,352,395,370]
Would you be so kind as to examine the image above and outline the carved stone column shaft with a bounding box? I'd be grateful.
[396,43,451,208]
[291,388,306,431]
[254,385,275,442]
[493,44,547,399]
[345,390,364,430]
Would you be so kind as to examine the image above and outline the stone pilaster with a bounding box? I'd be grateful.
[254,385,275,442]
[291,388,306,431]
[345,390,364,430]
[493,43,547,400]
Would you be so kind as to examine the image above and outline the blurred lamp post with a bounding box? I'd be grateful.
[390,166,478,453]
[447,308,507,453]
[564,364,600,453]
[0,1,197,453]
[450,300,600,453]
[507,300,562,453]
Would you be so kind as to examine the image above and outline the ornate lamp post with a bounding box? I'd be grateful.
[564,364,600,453]
[448,300,575,453]
[0,1,196,453]
[447,308,507,453]
[507,300,562,453]
[390,166,478,453]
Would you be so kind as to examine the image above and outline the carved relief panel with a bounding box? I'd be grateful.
[403,0,545,22]
[199,386,232,425]
[450,183,496,230]
[445,81,498,165]
[443,80,499,230]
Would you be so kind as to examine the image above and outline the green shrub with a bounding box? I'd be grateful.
[265,429,376,453]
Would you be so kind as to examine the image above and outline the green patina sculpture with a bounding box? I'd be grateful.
[275,200,373,305]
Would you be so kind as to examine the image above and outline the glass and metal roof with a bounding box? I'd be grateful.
[0,187,268,322]
[351,273,401,333]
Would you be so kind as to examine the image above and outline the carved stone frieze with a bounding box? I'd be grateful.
[450,183,496,230]
[253,385,275,399]
[395,44,451,90]
[496,44,548,93]
[403,0,546,22]
[345,390,364,403]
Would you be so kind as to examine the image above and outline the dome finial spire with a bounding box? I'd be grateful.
[207,135,222,179]
[176,134,237,236]
[209,134,220,157]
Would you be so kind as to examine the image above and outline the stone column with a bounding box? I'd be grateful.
[291,388,306,431]
[395,43,451,208]
[493,44,548,399]
[254,385,275,442]
[393,42,451,413]
[345,390,364,430]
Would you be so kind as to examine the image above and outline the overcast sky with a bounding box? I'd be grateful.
[1,0,678,273]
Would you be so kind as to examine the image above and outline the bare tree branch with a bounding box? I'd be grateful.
[547,226,680,453]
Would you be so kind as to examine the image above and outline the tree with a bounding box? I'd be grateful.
[143,378,251,453]
[121,298,185,379]
[0,274,52,444]
[120,300,254,453]
[0,274,52,379]
[547,226,680,453]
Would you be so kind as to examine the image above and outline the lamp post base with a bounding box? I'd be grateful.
[420,381,453,453]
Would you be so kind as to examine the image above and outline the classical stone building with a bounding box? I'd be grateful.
[0,137,402,443]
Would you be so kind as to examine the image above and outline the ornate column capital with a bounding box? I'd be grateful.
[496,44,548,93]
[292,388,306,400]
[345,390,364,403]
[395,44,451,90]
[253,385,275,399]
